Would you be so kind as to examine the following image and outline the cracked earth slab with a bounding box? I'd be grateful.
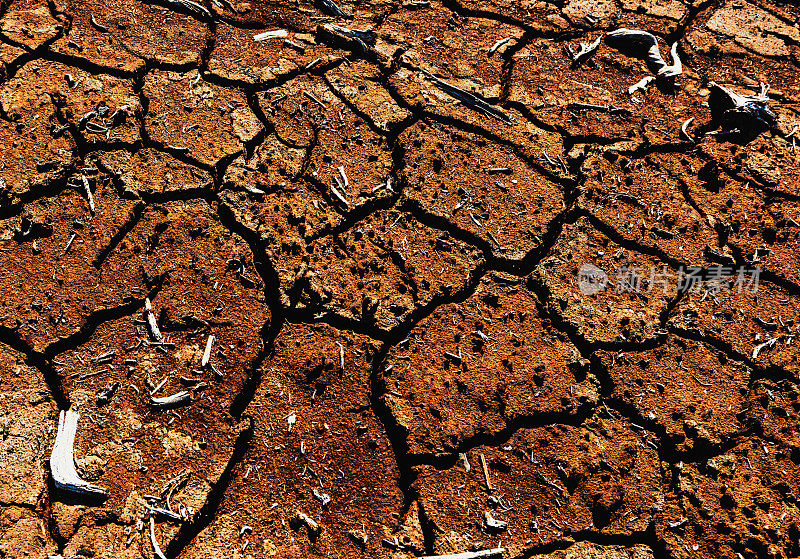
[178,323,405,559]
[380,273,598,458]
[0,345,57,559]
[664,434,800,559]
[595,335,751,454]
[50,0,208,69]
[220,183,485,331]
[534,216,679,345]
[411,412,662,557]
[669,281,800,377]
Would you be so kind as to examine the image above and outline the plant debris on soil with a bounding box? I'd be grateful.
[1,0,800,558]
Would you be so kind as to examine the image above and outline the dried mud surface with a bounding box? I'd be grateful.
[0,0,799,558]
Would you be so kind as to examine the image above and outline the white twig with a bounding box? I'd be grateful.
[753,337,777,360]
[81,174,95,213]
[422,549,504,559]
[480,453,491,491]
[488,37,510,56]
[330,183,349,207]
[149,391,192,409]
[144,298,163,343]
[201,335,214,368]
[337,166,349,189]
[336,341,345,370]
[254,29,288,41]
[303,90,327,109]
[571,35,602,67]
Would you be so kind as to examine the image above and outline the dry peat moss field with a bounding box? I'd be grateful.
[1,0,800,558]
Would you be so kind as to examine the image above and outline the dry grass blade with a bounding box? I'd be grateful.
[422,70,512,125]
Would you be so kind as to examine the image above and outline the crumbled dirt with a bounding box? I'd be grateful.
[1,1,800,559]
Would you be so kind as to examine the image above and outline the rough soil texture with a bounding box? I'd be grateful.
[0,0,800,558]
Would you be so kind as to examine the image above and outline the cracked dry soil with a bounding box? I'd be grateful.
[1,0,800,558]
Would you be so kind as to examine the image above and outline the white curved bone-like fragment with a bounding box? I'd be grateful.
[149,390,192,408]
[628,75,655,95]
[680,117,695,143]
[606,29,677,75]
[571,35,602,67]
[50,410,107,497]
[150,515,168,559]
[606,29,682,85]
[659,41,682,79]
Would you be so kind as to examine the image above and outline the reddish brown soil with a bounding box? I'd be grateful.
[1,1,800,559]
